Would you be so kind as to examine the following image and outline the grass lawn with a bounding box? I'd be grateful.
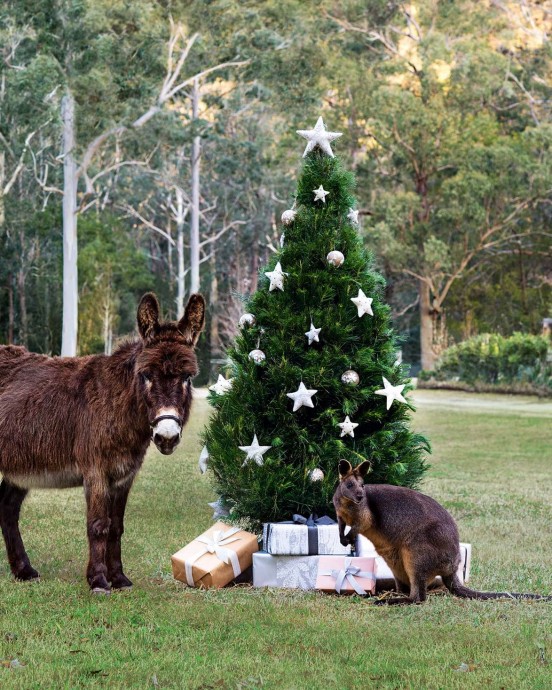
[1,390,551,689]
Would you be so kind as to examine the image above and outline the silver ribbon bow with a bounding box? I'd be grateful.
[185,527,242,586]
[321,557,375,595]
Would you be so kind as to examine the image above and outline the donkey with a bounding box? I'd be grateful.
[0,292,205,594]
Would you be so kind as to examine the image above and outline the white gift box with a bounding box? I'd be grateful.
[262,521,351,556]
[356,535,472,584]
[252,551,321,590]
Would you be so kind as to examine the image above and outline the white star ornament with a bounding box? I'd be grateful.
[286,381,318,412]
[313,185,329,203]
[265,262,288,292]
[239,434,272,467]
[338,416,359,438]
[375,377,407,410]
[347,208,359,224]
[209,374,233,395]
[351,289,374,317]
[305,322,321,345]
[296,117,343,158]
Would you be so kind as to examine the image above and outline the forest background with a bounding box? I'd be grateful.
[1,0,550,381]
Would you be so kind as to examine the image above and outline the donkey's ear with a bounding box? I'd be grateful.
[137,292,160,340]
[179,294,206,346]
[338,459,352,479]
[354,460,371,479]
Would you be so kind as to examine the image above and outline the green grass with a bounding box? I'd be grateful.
[1,392,551,689]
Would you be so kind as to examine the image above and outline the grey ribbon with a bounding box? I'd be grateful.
[321,557,375,595]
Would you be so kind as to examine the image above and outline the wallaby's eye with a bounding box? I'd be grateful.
[346,481,354,489]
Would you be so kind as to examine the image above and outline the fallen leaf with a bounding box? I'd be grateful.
[1,658,25,669]
[454,662,477,672]
[152,674,159,687]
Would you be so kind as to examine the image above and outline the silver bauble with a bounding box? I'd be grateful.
[341,370,360,386]
[308,468,325,482]
[249,349,266,364]
[239,313,256,328]
[327,250,345,267]
[281,209,297,226]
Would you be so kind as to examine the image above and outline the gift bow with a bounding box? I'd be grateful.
[321,557,375,596]
[291,513,335,527]
[184,527,242,586]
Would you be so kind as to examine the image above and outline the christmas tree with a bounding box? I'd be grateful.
[202,118,429,527]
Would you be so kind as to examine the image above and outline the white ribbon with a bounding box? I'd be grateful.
[320,557,375,596]
[184,527,242,586]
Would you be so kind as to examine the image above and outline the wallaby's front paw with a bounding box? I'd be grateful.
[340,536,350,547]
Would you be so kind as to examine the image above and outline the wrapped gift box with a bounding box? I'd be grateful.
[253,551,320,590]
[316,555,377,596]
[356,535,472,584]
[262,515,351,556]
[172,521,258,589]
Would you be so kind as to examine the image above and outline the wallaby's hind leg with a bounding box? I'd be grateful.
[0,480,39,581]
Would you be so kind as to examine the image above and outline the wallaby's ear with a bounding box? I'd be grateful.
[179,294,206,346]
[338,459,352,479]
[354,460,371,479]
[137,293,160,340]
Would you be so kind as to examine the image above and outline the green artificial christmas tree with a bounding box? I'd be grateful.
[202,117,429,527]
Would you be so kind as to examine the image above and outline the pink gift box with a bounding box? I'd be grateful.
[315,555,377,596]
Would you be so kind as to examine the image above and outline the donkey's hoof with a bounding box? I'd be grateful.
[91,586,111,596]
[15,565,40,581]
[111,574,133,590]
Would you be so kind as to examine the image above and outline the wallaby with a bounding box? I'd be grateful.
[333,460,551,605]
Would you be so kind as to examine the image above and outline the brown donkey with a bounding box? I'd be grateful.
[0,292,205,594]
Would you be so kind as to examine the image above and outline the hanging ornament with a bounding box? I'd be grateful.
[313,185,329,203]
[249,349,266,365]
[296,116,343,158]
[351,288,374,317]
[208,499,230,520]
[308,468,325,482]
[305,322,321,345]
[341,370,360,386]
[375,376,407,410]
[281,209,297,226]
[265,261,287,292]
[239,434,272,467]
[327,250,344,267]
[198,446,209,474]
[279,233,285,248]
[209,374,233,395]
[347,208,359,224]
[338,415,359,438]
[286,381,318,412]
[239,313,256,328]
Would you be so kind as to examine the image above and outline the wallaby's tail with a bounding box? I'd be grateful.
[443,575,552,601]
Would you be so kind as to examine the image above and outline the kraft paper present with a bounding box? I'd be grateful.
[316,555,377,596]
[252,551,321,590]
[356,535,472,584]
[171,521,258,589]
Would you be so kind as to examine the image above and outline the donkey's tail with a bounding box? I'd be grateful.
[443,574,552,601]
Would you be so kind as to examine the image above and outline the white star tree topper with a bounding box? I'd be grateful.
[296,117,343,158]
[265,261,288,292]
[375,377,407,410]
[209,374,233,395]
[239,434,272,467]
[286,381,318,412]
[313,185,329,203]
[305,322,321,345]
[351,289,374,317]
[338,416,359,438]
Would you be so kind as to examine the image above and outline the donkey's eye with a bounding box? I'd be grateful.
[141,373,152,386]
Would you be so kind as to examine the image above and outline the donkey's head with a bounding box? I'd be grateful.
[337,459,371,504]
[135,292,205,455]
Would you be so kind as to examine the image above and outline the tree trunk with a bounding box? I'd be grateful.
[176,186,186,318]
[419,280,437,371]
[61,90,78,357]
[190,77,200,294]
[17,266,28,347]
[0,150,5,229]
[209,251,221,360]
[7,272,14,345]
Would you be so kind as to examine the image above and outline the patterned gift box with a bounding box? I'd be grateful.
[262,515,351,556]
[172,521,258,589]
[315,555,377,596]
[356,535,472,584]
[252,551,320,590]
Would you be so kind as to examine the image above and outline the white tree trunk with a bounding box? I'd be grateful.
[190,77,201,294]
[176,186,186,318]
[61,91,78,357]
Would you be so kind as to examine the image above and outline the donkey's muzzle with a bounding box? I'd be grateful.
[151,414,182,455]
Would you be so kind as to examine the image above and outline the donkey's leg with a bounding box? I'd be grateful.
[84,478,112,594]
[106,479,133,590]
[0,480,39,581]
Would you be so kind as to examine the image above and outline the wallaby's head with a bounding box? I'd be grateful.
[337,459,371,504]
